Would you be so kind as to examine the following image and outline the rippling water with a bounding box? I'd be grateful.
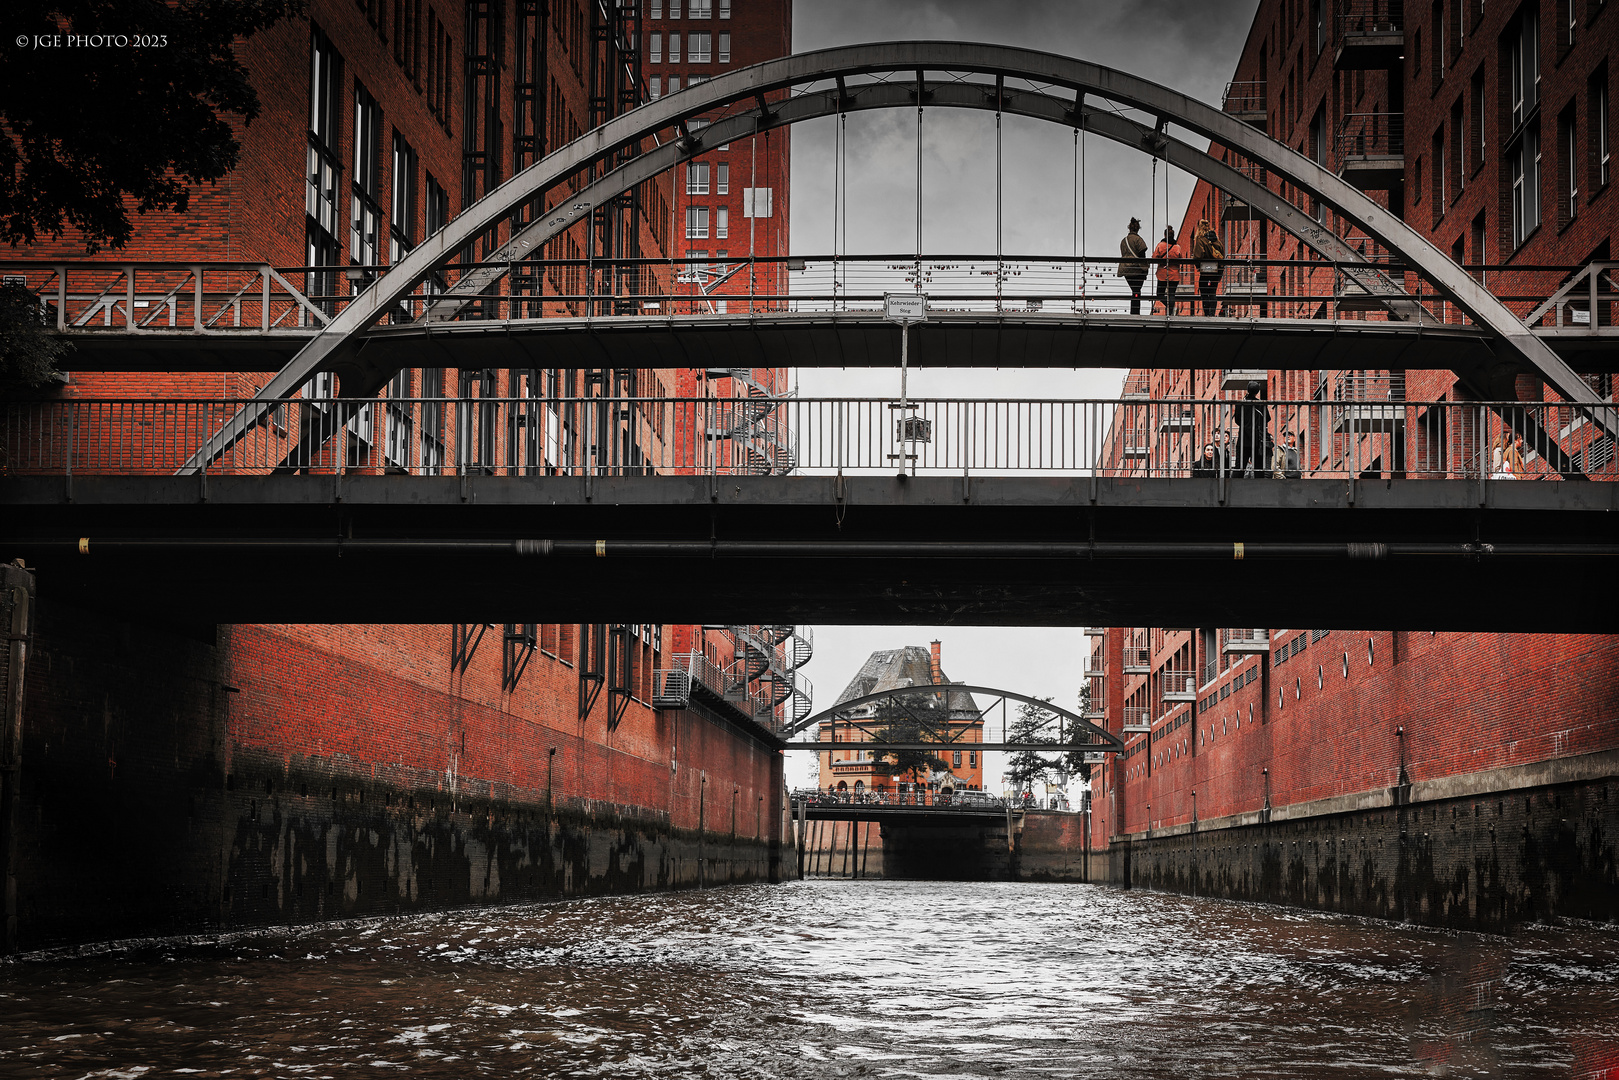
[3,881,1617,1078]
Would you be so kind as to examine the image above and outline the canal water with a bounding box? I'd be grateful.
[3,881,1616,1078]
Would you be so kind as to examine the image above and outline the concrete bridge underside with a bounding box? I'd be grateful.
[51,313,1619,375]
[6,475,1613,630]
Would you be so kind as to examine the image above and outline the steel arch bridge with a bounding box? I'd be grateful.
[182,40,1614,472]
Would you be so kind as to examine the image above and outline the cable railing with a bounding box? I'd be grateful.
[4,256,1615,333]
[3,396,1614,480]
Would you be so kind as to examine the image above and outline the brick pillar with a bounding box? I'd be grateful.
[930,640,942,684]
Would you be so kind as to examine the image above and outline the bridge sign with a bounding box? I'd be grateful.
[884,293,929,323]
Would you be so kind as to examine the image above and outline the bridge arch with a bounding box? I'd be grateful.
[185,41,1609,471]
[787,683,1120,752]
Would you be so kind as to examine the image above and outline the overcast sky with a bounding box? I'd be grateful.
[781,0,1259,791]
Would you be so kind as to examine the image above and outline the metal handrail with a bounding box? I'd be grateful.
[3,397,1613,481]
[4,255,1613,330]
[1336,0,1404,34]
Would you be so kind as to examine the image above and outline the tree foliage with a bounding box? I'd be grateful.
[1005,698,1065,792]
[865,699,954,787]
[0,281,69,395]
[1005,684,1097,792]
[2,0,301,252]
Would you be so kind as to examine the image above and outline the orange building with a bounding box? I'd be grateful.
[818,641,985,798]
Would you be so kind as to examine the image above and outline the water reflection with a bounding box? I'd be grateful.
[2,881,1616,1077]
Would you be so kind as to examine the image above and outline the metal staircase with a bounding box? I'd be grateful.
[725,624,814,730]
[705,368,797,475]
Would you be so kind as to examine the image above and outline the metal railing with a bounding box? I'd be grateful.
[6,255,1616,331]
[3,397,1614,481]
[1337,112,1405,161]
[1083,652,1106,677]
[790,788,1010,810]
[1122,708,1151,730]
[653,650,782,729]
[1222,629,1271,652]
[1161,672,1198,700]
[1222,80,1267,116]
[1336,0,1404,34]
[1121,645,1151,670]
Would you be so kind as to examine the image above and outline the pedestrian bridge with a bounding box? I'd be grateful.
[14,255,1619,379]
[3,394,1614,631]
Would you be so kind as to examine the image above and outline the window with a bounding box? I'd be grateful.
[719,0,730,16]
[668,75,679,94]
[1558,0,1577,54]
[953,751,962,767]
[351,84,382,273]
[718,31,730,62]
[716,205,728,238]
[716,161,729,194]
[650,75,661,98]
[1470,67,1486,170]
[1512,122,1542,245]
[1450,98,1465,198]
[425,172,449,236]
[668,32,680,63]
[669,0,679,17]
[1311,0,1324,53]
[1593,69,1611,190]
[1561,104,1580,223]
[389,132,417,265]
[307,31,343,315]
[1509,8,1540,130]
[650,32,661,62]
[690,0,711,17]
[687,160,709,194]
[1432,127,1447,218]
[1431,0,1445,90]
[691,31,711,62]
[685,205,709,238]
[420,368,445,474]
[688,73,708,85]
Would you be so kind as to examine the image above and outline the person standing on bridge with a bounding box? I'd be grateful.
[1153,226,1182,315]
[1236,381,1273,478]
[1190,219,1224,316]
[1272,430,1301,479]
[1119,218,1150,314]
[1192,440,1221,477]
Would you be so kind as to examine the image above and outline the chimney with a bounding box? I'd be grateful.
[930,640,943,685]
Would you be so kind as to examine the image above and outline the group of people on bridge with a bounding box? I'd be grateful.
[1185,381,1302,479]
[1118,217,1225,317]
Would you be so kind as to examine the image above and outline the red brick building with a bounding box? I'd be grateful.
[4,0,797,950]
[1085,0,1619,929]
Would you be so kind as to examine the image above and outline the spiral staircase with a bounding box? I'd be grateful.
[705,368,797,475]
[724,624,814,732]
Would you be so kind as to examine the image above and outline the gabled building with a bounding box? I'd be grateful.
[818,641,986,798]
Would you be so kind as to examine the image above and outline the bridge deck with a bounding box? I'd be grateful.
[52,310,1618,373]
[5,475,1613,630]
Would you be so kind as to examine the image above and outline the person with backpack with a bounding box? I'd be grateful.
[1190,218,1224,316]
[1118,218,1150,314]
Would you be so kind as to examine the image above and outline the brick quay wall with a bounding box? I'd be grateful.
[12,593,788,951]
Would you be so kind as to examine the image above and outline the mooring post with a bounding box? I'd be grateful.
[1,563,34,956]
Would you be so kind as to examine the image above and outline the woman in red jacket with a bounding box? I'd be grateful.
[1153,226,1182,315]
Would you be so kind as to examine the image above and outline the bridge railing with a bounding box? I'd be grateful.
[4,256,1614,333]
[789,788,1011,811]
[4,396,1614,480]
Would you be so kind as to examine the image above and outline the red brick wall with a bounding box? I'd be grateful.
[1090,630,1619,844]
